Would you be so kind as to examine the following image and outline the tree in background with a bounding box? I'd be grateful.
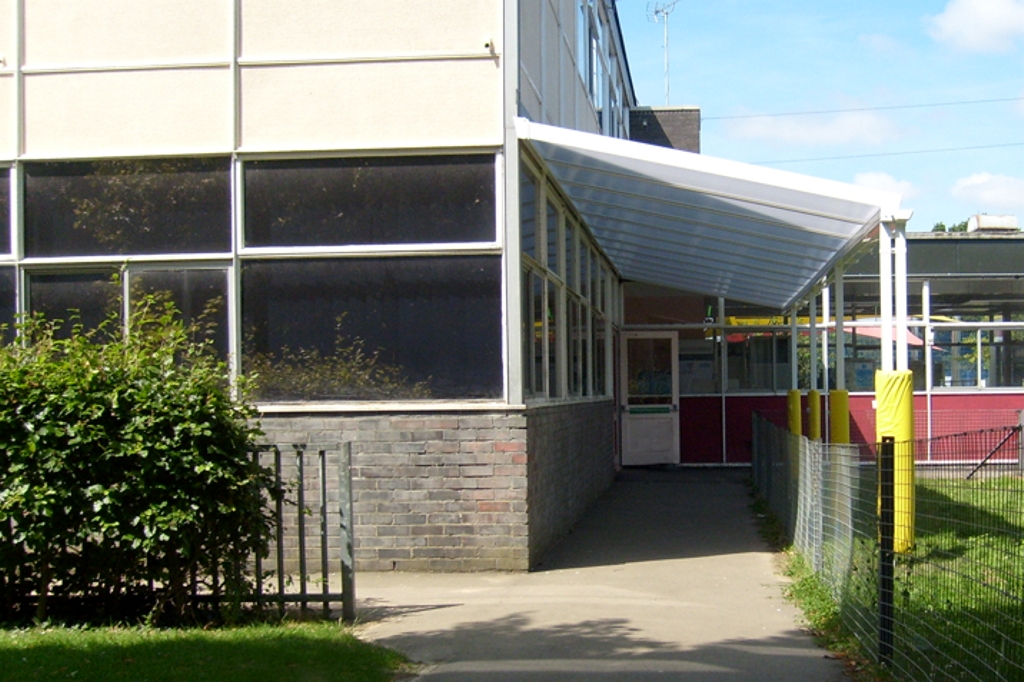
[932,219,969,232]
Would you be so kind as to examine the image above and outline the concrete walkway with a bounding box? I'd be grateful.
[355,467,845,681]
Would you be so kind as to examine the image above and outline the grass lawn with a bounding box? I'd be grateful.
[0,621,410,682]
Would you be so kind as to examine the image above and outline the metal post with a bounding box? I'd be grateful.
[894,226,909,372]
[720,296,727,463]
[274,447,285,618]
[253,449,264,611]
[923,280,933,456]
[339,442,356,622]
[791,308,799,390]
[810,293,818,392]
[836,265,845,390]
[880,225,894,373]
[1019,411,1024,476]
[879,436,896,667]
[296,446,308,613]
[319,449,330,617]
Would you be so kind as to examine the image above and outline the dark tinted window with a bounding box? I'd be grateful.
[130,269,229,359]
[0,267,14,344]
[28,271,120,338]
[245,155,495,247]
[242,256,502,400]
[521,170,537,259]
[24,158,231,257]
[0,171,9,254]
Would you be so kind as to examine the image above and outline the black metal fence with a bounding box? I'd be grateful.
[248,443,356,621]
[752,416,1024,681]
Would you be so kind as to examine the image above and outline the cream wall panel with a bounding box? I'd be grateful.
[559,36,576,128]
[25,0,231,66]
[520,70,542,124]
[0,75,15,158]
[0,0,15,70]
[518,0,543,124]
[240,60,502,152]
[24,69,232,157]
[542,1,562,125]
[577,84,599,134]
[242,0,500,58]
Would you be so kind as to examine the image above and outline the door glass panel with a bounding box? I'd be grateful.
[626,337,673,407]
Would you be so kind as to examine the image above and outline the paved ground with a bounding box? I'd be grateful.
[355,467,846,681]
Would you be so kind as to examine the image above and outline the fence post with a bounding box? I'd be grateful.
[339,441,356,622]
[295,445,309,614]
[878,436,895,667]
[274,447,286,618]
[1019,411,1023,477]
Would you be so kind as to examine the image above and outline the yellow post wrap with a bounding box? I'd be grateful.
[787,389,802,436]
[807,389,821,441]
[830,390,850,444]
[875,370,915,553]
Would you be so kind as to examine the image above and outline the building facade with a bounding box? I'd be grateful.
[0,0,640,571]
[3,1,921,570]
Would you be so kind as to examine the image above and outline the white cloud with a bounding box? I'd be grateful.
[951,173,1024,210]
[926,0,1024,53]
[726,111,901,146]
[854,172,918,200]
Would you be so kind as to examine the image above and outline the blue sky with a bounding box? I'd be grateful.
[617,0,1024,231]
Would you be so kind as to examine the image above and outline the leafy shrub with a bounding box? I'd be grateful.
[0,300,277,624]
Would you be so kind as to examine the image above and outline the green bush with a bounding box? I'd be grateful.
[0,300,278,625]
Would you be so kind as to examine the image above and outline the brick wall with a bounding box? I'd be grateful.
[525,401,617,563]
[259,412,530,572]
[258,403,616,572]
[629,106,701,152]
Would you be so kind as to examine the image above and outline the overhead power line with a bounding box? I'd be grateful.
[754,141,1024,165]
[704,96,1024,121]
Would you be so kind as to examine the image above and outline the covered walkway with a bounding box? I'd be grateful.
[356,468,845,681]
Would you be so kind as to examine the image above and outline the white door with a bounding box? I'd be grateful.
[621,332,679,466]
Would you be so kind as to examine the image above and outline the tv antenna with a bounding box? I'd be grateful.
[647,1,681,105]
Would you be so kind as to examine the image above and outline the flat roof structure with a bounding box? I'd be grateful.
[517,117,903,310]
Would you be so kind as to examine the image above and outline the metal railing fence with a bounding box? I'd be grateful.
[753,416,1024,681]
[247,443,355,621]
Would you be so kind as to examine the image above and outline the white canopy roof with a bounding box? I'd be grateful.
[516,118,902,311]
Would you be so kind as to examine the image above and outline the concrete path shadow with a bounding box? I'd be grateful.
[356,467,846,681]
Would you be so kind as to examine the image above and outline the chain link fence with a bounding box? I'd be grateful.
[752,415,1024,681]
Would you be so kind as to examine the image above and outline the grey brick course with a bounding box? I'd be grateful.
[258,402,614,572]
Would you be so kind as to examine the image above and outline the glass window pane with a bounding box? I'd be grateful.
[569,297,582,396]
[548,283,561,398]
[579,245,589,301]
[727,332,775,391]
[581,305,591,396]
[130,269,229,359]
[521,170,537,260]
[546,201,559,273]
[565,222,577,291]
[0,170,9,254]
[593,313,606,396]
[245,155,495,247]
[981,328,1024,388]
[0,267,14,344]
[679,334,719,394]
[242,256,502,401]
[28,271,120,339]
[533,272,545,396]
[24,159,230,257]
